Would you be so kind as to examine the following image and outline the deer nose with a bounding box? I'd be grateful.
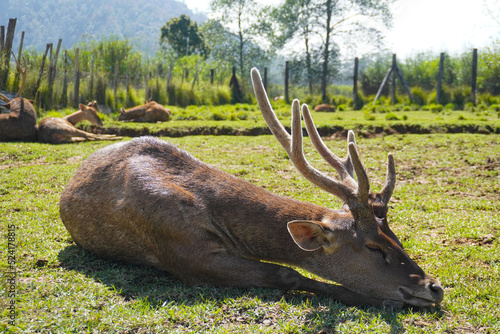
[428,282,444,302]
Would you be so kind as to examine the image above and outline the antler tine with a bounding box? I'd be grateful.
[11,50,27,98]
[250,68,291,152]
[251,67,354,204]
[302,104,357,189]
[347,142,370,204]
[379,154,396,204]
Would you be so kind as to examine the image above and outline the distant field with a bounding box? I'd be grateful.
[38,104,500,137]
[1,131,499,332]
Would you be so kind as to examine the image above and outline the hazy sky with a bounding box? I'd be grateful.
[182,0,499,58]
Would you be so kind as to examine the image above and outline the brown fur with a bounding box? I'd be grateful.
[119,101,171,122]
[0,97,38,142]
[38,103,120,144]
[314,103,336,112]
[60,136,443,307]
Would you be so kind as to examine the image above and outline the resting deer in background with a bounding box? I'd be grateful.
[118,100,171,122]
[0,52,37,142]
[59,68,443,307]
[38,102,121,144]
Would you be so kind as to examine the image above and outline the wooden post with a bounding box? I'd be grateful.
[113,60,119,96]
[391,54,396,105]
[125,74,130,107]
[73,48,80,108]
[35,44,50,102]
[471,48,478,106]
[436,52,445,104]
[353,57,359,109]
[285,61,290,104]
[89,57,95,99]
[264,67,268,93]
[13,30,24,91]
[0,26,4,54]
[47,39,61,108]
[210,69,214,85]
[61,50,68,107]
[1,18,17,90]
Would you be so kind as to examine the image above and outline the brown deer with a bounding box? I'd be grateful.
[118,100,171,122]
[0,53,37,142]
[38,102,121,144]
[59,68,443,308]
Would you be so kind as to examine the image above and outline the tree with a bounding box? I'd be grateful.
[268,0,393,102]
[160,15,207,58]
[209,0,264,78]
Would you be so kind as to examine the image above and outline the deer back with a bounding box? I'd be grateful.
[0,97,37,141]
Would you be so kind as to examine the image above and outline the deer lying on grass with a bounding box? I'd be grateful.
[0,53,37,142]
[38,102,121,144]
[59,68,444,307]
[118,100,171,122]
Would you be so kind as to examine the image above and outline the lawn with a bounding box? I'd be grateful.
[0,128,499,331]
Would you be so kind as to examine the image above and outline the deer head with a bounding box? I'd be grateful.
[78,103,103,126]
[251,68,443,307]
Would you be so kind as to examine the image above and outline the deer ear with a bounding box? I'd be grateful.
[287,220,338,252]
[79,103,85,110]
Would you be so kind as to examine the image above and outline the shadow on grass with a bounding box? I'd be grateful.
[58,244,443,332]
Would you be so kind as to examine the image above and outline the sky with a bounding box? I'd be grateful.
[182,0,499,59]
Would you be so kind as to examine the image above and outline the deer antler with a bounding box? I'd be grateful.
[11,50,27,98]
[251,67,395,209]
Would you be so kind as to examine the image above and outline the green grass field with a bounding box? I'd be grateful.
[0,110,499,332]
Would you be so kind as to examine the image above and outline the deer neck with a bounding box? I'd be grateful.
[63,110,88,125]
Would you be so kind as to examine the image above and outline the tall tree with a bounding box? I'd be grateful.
[268,0,393,102]
[210,0,263,78]
[160,15,207,58]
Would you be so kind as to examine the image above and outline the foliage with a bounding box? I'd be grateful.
[160,15,207,58]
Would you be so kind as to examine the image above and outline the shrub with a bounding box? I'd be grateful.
[410,87,427,106]
[385,112,399,120]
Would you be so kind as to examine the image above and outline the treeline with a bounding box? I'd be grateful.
[1,15,500,112]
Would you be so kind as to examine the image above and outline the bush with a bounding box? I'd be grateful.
[410,87,428,106]
[385,112,399,120]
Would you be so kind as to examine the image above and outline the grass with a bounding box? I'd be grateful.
[0,131,499,332]
[43,103,500,137]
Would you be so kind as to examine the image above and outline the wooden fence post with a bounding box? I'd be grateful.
[353,57,359,109]
[471,48,478,106]
[436,52,445,104]
[0,26,4,54]
[13,30,24,91]
[73,48,80,108]
[285,61,289,104]
[89,57,95,99]
[47,39,62,108]
[391,54,397,105]
[35,44,50,104]
[61,50,68,106]
[1,18,17,90]
[113,60,119,96]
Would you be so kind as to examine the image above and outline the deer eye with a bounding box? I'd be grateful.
[366,245,389,264]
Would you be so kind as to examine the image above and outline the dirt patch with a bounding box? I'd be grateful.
[79,123,500,138]
[442,234,496,247]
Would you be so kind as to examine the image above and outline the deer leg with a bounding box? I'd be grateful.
[185,253,390,307]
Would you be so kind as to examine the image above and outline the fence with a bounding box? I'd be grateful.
[0,17,494,112]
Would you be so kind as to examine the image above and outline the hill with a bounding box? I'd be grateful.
[0,0,207,53]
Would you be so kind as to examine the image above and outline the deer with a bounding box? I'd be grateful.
[37,101,122,144]
[59,68,444,308]
[0,52,37,142]
[118,100,171,122]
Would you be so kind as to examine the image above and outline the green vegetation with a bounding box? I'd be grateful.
[0,132,499,332]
